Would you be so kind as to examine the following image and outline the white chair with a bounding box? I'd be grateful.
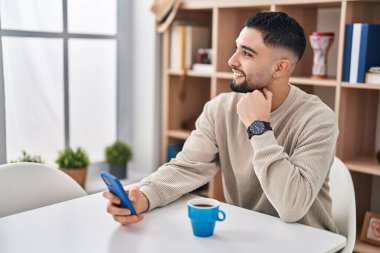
[0,162,87,218]
[329,157,356,253]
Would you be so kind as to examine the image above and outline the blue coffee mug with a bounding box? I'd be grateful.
[187,198,226,237]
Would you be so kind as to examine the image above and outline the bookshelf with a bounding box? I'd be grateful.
[160,1,380,251]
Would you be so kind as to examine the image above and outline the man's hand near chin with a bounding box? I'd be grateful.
[103,186,149,225]
[236,88,273,128]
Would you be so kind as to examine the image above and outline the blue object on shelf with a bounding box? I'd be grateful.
[167,143,184,162]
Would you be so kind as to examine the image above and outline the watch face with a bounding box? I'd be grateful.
[249,121,265,135]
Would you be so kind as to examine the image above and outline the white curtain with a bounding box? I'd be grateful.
[69,39,116,162]
[0,0,62,32]
[1,0,117,164]
[2,37,64,165]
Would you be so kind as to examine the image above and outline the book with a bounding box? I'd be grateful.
[349,23,361,82]
[344,23,380,83]
[365,72,380,84]
[369,66,380,73]
[170,24,186,70]
[342,24,353,82]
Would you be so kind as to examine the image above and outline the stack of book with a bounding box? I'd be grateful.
[342,23,380,83]
[170,22,211,71]
[365,66,380,84]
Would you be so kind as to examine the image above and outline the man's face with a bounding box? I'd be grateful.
[228,27,275,93]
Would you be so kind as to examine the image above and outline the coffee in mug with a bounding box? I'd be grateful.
[194,204,213,208]
[187,198,226,237]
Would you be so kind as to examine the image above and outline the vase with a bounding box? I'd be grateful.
[109,163,127,179]
[60,167,87,188]
[309,32,334,78]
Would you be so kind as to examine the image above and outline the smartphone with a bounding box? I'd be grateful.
[100,171,138,216]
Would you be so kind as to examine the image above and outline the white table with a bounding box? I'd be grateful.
[0,193,346,253]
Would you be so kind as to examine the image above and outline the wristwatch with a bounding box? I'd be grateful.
[247,120,272,139]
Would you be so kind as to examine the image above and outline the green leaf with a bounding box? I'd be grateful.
[56,147,90,169]
[104,140,133,164]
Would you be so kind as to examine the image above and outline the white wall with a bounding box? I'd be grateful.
[128,1,161,176]
[0,38,6,164]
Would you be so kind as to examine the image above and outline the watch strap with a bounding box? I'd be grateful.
[247,120,272,139]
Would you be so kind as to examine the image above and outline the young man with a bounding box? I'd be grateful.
[103,12,339,232]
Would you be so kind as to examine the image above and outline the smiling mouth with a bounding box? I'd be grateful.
[232,70,245,79]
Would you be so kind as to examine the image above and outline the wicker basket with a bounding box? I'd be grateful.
[60,167,87,188]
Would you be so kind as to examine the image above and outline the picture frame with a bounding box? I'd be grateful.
[360,211,380,247]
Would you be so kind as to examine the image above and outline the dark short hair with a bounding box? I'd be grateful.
[245,12,306,61]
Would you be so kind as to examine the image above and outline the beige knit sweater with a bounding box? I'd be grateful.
[138,84,339,233]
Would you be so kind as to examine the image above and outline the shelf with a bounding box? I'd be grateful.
[168,69,213,78]
[342,82,380,90]
[167,130,191,140]
[181,0,341,9]
[181,0,271,9]
[215,72,232,80]
[355,239,380,253]
[274,0,342,8]
[290,77,338,87]
[345,156,380,177]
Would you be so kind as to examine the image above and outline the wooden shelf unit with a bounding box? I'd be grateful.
[346,156,380,177]
[355,239,380,253]
[160,1,380,252]
[167,130,191,140]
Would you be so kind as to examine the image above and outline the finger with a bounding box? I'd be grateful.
[128,187,139,203]
[262,88,273,100]
[107,202,131,216]
[252,89,261,95]
[114,214,144,225]
[103,191,121,205]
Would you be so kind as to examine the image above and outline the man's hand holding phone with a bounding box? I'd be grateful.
[101,171,150,226]
[103,186,149,225]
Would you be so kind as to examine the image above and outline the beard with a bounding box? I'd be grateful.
[230,68,273,93]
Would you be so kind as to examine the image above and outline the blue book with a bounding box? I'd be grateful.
[349,23,380,83]
[342,24,353,82]
[357,24,380,83]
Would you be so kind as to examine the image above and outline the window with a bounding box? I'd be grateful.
[0,0,119,164]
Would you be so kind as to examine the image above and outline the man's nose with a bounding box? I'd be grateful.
[228,52,239,68]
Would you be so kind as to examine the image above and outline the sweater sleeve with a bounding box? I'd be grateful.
[250,118,339,222]
[137,100,220,211]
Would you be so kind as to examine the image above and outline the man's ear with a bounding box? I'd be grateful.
[273,58,292,78]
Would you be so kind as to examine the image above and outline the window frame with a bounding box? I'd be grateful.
[0,0,131,163]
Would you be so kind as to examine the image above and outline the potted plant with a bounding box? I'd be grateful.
[56,147,89,188]
[105,140,132,179]
[10,150,45,163]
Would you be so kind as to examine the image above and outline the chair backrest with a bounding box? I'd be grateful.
[0,162,87,218]
[329,157,356,253]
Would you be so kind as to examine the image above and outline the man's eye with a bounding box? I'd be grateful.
[243,50,252,57]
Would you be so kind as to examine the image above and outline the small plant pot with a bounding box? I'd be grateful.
[60,167,87,188]
[109,163,127,179]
